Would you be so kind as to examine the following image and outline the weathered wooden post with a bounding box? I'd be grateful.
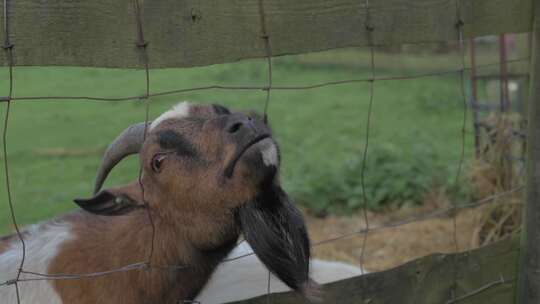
[517,2,540,303]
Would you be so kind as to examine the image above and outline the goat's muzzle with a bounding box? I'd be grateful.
[223,113,275,178]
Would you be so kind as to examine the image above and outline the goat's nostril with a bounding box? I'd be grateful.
[227,122,243,134]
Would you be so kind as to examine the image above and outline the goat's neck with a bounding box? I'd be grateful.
[50,210,238,304]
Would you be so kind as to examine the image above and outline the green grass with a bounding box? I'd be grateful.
[0,49,475,233]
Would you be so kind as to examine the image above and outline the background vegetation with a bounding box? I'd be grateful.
[0,40,528,233]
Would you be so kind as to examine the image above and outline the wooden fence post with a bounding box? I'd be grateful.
[517,2,540,303]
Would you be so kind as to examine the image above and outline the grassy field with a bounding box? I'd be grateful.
[0,47,486,233]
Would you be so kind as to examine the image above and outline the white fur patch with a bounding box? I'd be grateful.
[260,140,278,166]
[0,221,73,304]
[150,101,191,130]
[195,242,365,304]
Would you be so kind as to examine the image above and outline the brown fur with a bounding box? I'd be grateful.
[0,234,16,254]
[50,208,237,303]
[0,231,29,254]
[51,104,274,303]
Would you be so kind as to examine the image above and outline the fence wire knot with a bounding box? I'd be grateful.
[138,94,150,101]
[365,24,375,32]
[455,19,465,29]
[136,40,149,49]
[2,42,13,50]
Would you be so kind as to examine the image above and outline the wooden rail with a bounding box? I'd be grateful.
[0,0,533,69]
[229,237,519,304]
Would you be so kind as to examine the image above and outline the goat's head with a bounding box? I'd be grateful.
[74,102,317,299]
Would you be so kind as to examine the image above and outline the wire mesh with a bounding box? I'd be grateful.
[256,0,274,300]
[2,0,24,302]
[450,1,466,300]
[0,1,528,303]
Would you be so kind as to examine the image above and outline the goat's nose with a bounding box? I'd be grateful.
[226,114,254,134]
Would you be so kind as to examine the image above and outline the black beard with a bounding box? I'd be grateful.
[237,184,313,296]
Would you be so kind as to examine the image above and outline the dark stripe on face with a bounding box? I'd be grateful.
[157,130,198,158]
[212,104,231,115]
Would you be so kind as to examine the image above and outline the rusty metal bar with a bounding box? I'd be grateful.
[469,37,481,159]
[500,34,510,112]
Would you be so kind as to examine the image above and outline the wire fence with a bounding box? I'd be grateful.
[0,0,528,303]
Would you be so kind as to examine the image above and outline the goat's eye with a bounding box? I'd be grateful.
[151,154,167,173]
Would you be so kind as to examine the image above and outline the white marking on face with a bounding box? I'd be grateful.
[260,139,278,166]
[0,221,73,304]
[150,101,191,130]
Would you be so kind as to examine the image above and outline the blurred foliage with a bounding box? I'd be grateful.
[0,45,485,233]
[295,143,473,215]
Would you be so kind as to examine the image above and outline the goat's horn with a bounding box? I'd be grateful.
[94,122,150,194]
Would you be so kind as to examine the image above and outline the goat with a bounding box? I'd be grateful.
[0,102,316,304]
[196,242,365,303]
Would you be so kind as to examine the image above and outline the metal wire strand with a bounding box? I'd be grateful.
[2,0,25,302]
[131,0,156,270]
[358,0,375,277]
[0,58,528,104]
[258,0,273,123]
[313,186,523,247]
[450,0,467,300]
[0,186,522,285]
[257,1,274,300]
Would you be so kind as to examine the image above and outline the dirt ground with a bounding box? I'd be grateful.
[305,206,490,273]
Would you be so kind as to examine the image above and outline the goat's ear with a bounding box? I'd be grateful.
[74,182,144,216]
